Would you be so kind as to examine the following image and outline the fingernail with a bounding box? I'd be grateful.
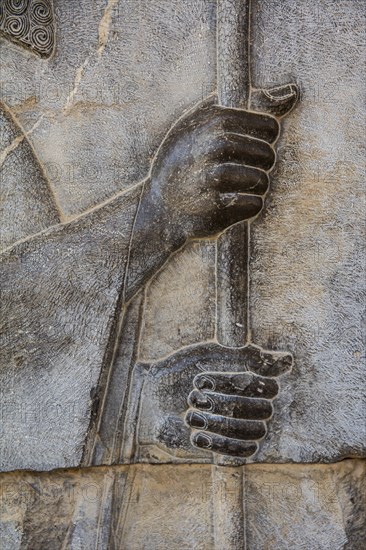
[191,392,212,410]
[195,375,215,391]
[196,395,212,410]
[187,411,207,429]
[265,84,297,100]
[194,433,212,449]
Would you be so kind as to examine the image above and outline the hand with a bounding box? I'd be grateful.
[143,85,298,241]
[126,85,298,298]
[185,344,292,457]
[136,343,292,461]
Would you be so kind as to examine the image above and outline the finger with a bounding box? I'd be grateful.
[215,193,263,226]
[209,163,269,195]
[185,410,266,440]
[210,106,280,143]
[209,134,276,171]
[188,390,273,419]
[193,372,279,399]
[191,431,258,457]
[250,84,299,119]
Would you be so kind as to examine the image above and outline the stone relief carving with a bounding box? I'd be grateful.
[0,1,365,548]
[84,0,298,465]
[0,0,300,471]
[0,0,364,477]
[0,101,60,250]
[0,0,55,58]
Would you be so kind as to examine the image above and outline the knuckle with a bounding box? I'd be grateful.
[256,112,280,139]
[249,111,280,142]
[193,373,216,391]
[270,379,280,394]
[259,170,270,186]
[266,145,276,168]
[239,422,267,440]
[216,116,228,134]
[208,163,224,184]
[267,115,280,141]
[266,402,274,418]
[259,146,276,172]
[258,423,268,439]
[255,375,279,395]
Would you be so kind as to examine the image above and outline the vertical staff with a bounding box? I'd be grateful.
[211,2,251,549]
[216,0,251,347]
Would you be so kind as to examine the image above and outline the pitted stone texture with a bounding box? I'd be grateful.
[140,240,217,361]
[0,0,365,472]
[248,0,366,462]
[0,186,140,472]
[0,460,364,549]
[136,0,366,464]
[0,0,217,217]
[0,103,60,251]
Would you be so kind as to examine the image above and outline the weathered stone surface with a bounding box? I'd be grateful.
[1,0,217,217]
[0,103,60,251]
[140,239,217,360]
[0,460,364,549]
[0,0,365,493]
[0,187,141,471]
[0,0,300,472]
[249,0,366,464]
[0,1,365,547]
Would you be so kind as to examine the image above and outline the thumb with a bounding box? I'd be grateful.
[250,83,299,118]
[243,344,293,377]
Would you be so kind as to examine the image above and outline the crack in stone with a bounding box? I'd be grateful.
[0,115,44,169]
[98,0,120,57]
[0,135,24,168]
[63,58,90,115]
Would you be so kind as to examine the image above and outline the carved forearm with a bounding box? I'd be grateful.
[124,178,186,301]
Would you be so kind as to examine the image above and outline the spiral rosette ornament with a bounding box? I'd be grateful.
[0,0,55,58]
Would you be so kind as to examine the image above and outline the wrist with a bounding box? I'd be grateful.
[124,178,186,300]
[135,177,186,251]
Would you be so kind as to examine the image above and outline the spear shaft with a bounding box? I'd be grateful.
[216,0,251,347]
[212,2,251,548]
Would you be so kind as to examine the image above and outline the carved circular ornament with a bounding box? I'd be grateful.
[0,0,55,58]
